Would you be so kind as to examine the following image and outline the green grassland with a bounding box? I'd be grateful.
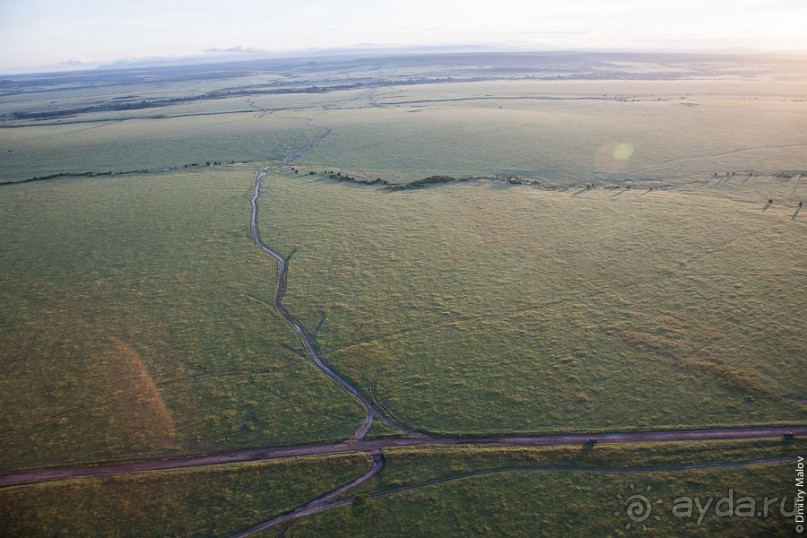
[259,171,805,435]
[0,168,364,472]
[1,442,800,537]
[356,439,804,492]
[1,72,805,536]
[0,452,371,537]
[285,458,798,537]
[295,80,807,192]
[1,79,805,464]
[0,110,324,181]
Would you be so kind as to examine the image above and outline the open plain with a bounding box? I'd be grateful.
[0,52,805,536]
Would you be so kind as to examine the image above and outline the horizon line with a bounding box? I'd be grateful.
[3,44,807,77]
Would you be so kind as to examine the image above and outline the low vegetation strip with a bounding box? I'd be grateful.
[323,171,539,190]
[0,79,450,123]
[0,169,150,186]
[0,160,251,185]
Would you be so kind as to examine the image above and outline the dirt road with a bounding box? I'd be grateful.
[2,425,804,488]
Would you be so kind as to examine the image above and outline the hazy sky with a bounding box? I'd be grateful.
[1,0,806,72]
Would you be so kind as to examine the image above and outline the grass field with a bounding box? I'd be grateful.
[0,111,324,181]
[1,442,800,537]
[0,168,364,472]
[0,452,371,537]
[2,78,805,460]
[294,80,807,191]
[285,459,798,537]
[354,439,804,492]
[258,171,806,435]
[1,67,805,536]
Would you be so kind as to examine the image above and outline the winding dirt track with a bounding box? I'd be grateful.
[250,151,421,438]
[230,452,385,538]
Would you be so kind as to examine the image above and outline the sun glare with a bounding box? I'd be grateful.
[613,142,635,161]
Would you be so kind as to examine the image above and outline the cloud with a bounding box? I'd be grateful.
[60,56,94,65]
[203,45,266,54]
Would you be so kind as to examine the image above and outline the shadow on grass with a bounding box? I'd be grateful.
[792,207,801,221]
[313,311,327,335]
[280,343,308,359]
[577,443,599,459]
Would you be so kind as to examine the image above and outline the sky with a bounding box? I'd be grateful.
[1,0,806,73]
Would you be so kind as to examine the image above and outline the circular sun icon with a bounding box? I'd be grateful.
[614,484,663,532]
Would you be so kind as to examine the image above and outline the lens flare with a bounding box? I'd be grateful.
[613,142,634,161]
[594,141,635,173]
